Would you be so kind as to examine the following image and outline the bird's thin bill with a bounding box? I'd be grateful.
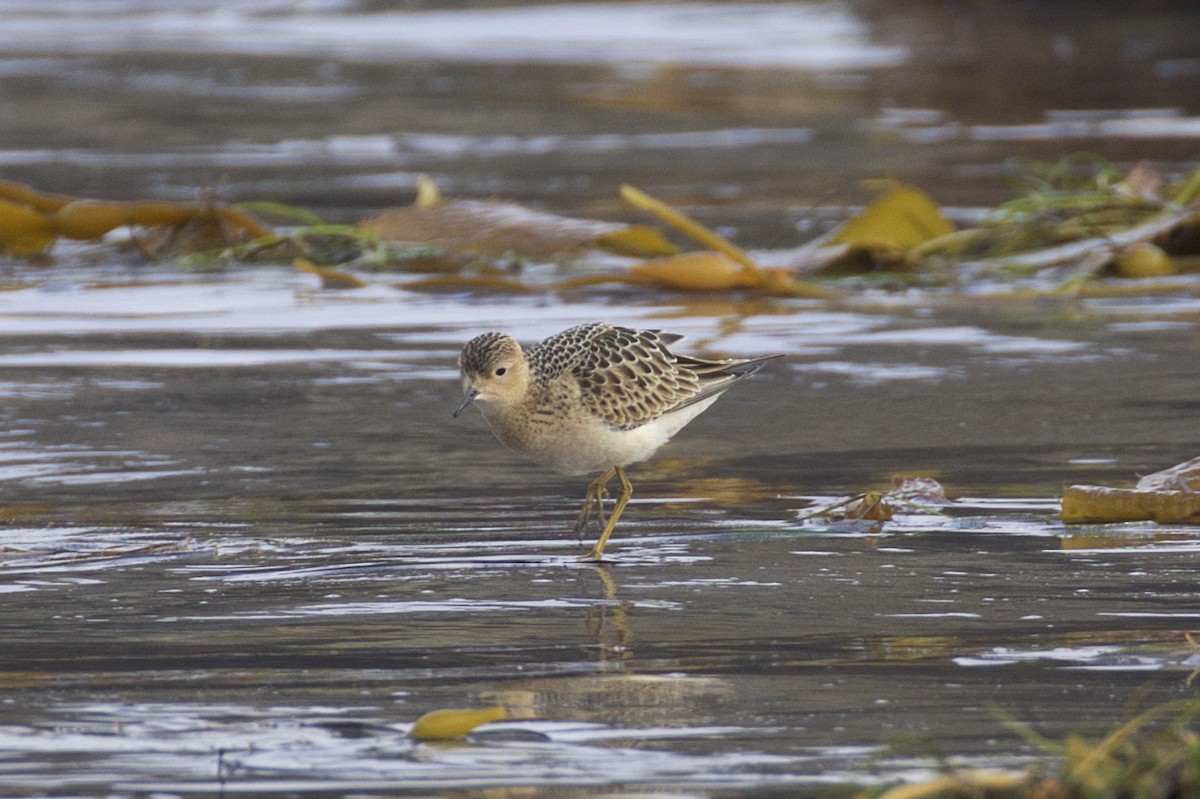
[452,388,479,418]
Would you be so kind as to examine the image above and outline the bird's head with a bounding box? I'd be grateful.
[453,332,530,417]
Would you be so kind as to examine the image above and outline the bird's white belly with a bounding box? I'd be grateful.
[486,395,719,476]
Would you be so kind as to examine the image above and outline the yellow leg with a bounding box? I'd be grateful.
[587,466,632,561]
[573,467,615,533]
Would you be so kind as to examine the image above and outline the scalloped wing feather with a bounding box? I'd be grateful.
[527,323,776,432]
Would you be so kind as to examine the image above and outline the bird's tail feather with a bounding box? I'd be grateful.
[672,353,782,410]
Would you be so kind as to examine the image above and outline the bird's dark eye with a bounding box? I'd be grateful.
[494,367,507,376]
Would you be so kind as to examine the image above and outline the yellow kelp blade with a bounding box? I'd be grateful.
[628,251,759,291]
[830,183,953,255]
[1061,485,1200,524]
[53,200,271,242]
[0,187,275,259]
[0,198,56,256]
[593,225,677,258]
[410,706,507,741]
[619,185,835,297]
[0,180,73,213]
[51,200,197,240]
[1062,456,1200,524]
[619,184,765,284]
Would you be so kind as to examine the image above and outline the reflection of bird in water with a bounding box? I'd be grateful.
[454,322,779,559]
[585,565,632,659]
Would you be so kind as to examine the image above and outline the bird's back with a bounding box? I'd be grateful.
[527,323,776,432]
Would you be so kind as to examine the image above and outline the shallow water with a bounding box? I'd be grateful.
[3,1,1200,796]
[0,270,1197,796]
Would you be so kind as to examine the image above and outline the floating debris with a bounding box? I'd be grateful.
[409,706,507,742]
[1062,457,1200,525]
